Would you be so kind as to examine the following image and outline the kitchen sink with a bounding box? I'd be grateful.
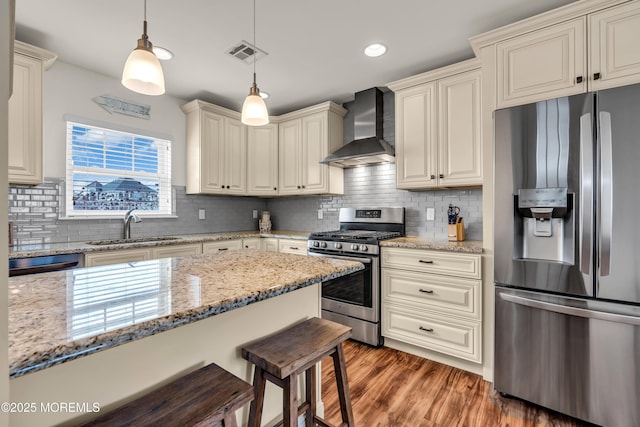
[86,236,181,245]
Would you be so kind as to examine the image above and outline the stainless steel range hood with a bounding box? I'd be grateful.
[321,87,394,168]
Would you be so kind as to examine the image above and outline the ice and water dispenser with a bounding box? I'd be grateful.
[513,187,574,264]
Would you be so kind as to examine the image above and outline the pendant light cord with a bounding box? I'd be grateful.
[253,0,257,84]
[144,0,147,21]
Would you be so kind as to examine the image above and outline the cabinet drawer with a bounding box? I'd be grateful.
[84,248,152,267]
[381,247,480,279]
[278,239,307,255]
[382,304,481,363]
[202,239,243,254]
[152,243,202,259]
[382,268,481,320]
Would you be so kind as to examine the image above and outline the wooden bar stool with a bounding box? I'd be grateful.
[83,363,254,427]
[242,317,355,427]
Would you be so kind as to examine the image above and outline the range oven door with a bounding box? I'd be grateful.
[307,251,378,323]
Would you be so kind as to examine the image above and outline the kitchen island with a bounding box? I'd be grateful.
[8,250,363,426]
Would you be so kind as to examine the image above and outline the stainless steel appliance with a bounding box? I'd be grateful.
[308,207,404,346]
[494,84,640,427]
[9,253,83,276]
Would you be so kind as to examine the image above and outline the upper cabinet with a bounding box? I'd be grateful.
[247,123,279,196]
[8,41,57,185]
[389,59,482,189]
[182,100,247,195]
[278,102,346,196]
[495,1,640,108]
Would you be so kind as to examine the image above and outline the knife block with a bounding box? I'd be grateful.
[448,219,465,241]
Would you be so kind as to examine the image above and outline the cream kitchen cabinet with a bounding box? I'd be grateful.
[261,237,278,252]
[8,41,56,185]
[182,100,247,195]
[277,238,308,256]
[202,239,243,254]
[496,1,640,108]
[247,123,279,196]
[151,243,202,259]
[381,247,482,363]
[84,248,153,267]
[278,102,346,196]
[389,60,482,189]
[241,238,262,250]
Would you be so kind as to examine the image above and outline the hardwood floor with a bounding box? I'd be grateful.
[321,340,593,427]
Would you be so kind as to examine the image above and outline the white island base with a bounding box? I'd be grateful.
[10,284,322,427]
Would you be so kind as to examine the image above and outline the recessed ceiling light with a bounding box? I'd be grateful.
[153,46,174,60]
[364,43,387,57]
[260,91,270,99]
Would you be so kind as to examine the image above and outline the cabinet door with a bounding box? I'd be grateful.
[198,111,225,193]
[8,53,43,184]
[301,112,328,193]
[247,124,279,195]
[262,238,278,252]
[152,243,202,259]
[437,69,482,186]
[589,1,640,91]
[278,119,302,195]
[496,17,586,108]
[202,239,243,254]
[223,117,247,194]
[395,83,437,189]
[84,248,152,267]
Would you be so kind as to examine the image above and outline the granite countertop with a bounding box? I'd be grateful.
[381,236,483,254]
[8,250,362,378]
[8,230,310,259]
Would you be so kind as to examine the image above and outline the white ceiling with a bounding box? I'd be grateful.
[15,0,575,115]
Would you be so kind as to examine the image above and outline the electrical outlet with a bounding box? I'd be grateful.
[317,209,323,220]
[252,210,258,219]
[198,209,206,220]
[426,208,435,221]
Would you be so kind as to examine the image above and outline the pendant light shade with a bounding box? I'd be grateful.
[241,0,269,126]
[122,1,165,96]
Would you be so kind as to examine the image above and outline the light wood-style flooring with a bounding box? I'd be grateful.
[321,340,594,427]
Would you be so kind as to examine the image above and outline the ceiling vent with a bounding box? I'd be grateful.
[227,40,268,64]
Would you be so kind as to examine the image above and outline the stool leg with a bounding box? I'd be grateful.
[332,344,355,427]
[248,367,266,427]
[304,366,316,426]
[283,373,298,427]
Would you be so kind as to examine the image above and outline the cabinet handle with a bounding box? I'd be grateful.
[218,248,229,251]
[594,72,601,80]
[419,289,434,294]
[576,76,583,84]
[290,247,299,250]
[439,174,444,179]
[430,174,436,180]
[418,259,434,264]
[419,326,434,333]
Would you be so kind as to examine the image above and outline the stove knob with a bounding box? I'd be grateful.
[351,244,359,251]
[335,243,342,250]
[360,245,368,252]
[320,242,327,248]
[313,241,319,247]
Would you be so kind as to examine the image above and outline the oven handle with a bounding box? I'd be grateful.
[307,251,372,264]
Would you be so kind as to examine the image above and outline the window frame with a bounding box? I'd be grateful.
[64,119,173,219]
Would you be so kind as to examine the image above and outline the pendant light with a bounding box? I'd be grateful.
[241,0,269,126]
[122,0,166,96]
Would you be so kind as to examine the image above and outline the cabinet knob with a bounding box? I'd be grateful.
[301,185,306,189]
[226,185,230,189]
[430,174,436,180]
[439,174,444,179]
[576,76,583,84]
[273,187,277,191]
[221,185,224,188]
[419,326,434,333]
[297,185,301,189]
[594,72,601,80]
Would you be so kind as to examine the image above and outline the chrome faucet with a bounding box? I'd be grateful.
[123,209,142,239]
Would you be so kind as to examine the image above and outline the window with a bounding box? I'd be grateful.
[65,121,172,217]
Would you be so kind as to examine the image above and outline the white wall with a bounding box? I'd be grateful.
[43,61,188,186]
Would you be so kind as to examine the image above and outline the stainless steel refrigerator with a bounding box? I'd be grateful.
[494,83,640,427]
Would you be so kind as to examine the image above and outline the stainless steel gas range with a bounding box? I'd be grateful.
[307,207,405,346]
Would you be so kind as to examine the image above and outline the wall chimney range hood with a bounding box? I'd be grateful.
[321,87,394,168]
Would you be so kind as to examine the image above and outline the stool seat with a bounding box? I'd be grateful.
[83,363,254,427]
[242,317,355,427]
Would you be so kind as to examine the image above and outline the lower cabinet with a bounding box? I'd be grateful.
[381,247,482,363]
[277,238,308,255]
[202,239,243,254]
[241,238,262,250]
[152,244,202,259]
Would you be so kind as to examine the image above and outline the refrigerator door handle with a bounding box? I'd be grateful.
[600,111,613,277]
[499,292,640,326]
[579,113,593,275]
